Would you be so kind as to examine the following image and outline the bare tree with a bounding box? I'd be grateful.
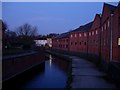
[15,23,38,49]
[16,23,38,37]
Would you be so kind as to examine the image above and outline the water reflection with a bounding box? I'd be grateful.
[49,55,52,67]
[23,54,69,88]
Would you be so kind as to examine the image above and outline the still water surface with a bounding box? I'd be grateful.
[23,54,69,88]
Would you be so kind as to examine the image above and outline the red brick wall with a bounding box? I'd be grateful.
[112,4,120,62]
[52,38,69,51]
[101,5,112,63]
[69,31,88,53]
[88,14,101,56]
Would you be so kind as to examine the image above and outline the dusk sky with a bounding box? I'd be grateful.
[2,2,118,35]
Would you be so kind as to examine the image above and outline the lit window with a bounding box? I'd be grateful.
[96,30,98,34]
[75,34,77,37]
[71,35,72,38]
[89,32,91,36]
[84,33,86,37]
[92,31,94,35]
[102,26,103,32]
[108,20,110,27]
[118,38,120,45]
[79,33,81,37]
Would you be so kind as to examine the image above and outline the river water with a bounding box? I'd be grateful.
[22,54,70,88]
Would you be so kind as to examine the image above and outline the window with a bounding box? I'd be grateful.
[71,42,72,45]
[102,26,103,32]
[75,34,76,37]
[96,30,98,35]
[89,32,91,36]
[92,31,94,36]
[84,42,86,45]
[84,33,86,37]
[66,45,68,48]
[108,20,110,27]
[79,33,81,37]
[71,35,72,38]
[75,42,77,45]
[80,42,81,45]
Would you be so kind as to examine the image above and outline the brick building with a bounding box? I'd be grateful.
[69,22,93,54]
[112,3,120,62]
[88,14,101,57]
[52,32,69,51]
[101,3,116,63]
[52,3,120,63]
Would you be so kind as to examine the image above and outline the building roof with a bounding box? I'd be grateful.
[54,32,70,39]
[118,2,120,7]
[71,21,93,32]
[104,3,116,13]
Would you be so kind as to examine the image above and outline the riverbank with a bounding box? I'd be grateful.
[3,50,46,82]
[46,50,119,89]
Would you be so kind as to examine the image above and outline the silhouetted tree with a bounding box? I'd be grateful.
[16,23,37,37]
[15,23,38,49]
[1,20,8,49]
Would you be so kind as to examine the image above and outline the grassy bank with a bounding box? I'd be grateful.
[45,50,72,89]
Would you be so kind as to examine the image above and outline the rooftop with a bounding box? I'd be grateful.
[104,3,117,13]
[54,32,70,39]
[71,21,93,32]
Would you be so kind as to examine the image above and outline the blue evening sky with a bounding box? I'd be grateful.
[2,2,118,35]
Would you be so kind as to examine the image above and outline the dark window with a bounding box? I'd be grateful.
[75,42,77,45]
[66,45,68,48]
[80,42,81,45]
[71,42,72,45]
[84,42,86,45]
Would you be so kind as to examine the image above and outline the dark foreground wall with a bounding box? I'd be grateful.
[2,51,46,82]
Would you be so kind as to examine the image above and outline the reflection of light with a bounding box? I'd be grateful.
[49,55,52,67]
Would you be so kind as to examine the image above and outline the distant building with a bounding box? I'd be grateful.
[34,38,47,47]
[47,38,52,47]
[52,32,70,51]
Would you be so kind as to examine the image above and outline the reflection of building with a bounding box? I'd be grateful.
[52,3,120,62]
[34,38,47,46]
[47,38,52,47]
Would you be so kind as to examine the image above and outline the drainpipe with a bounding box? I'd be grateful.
[110,14,113,62]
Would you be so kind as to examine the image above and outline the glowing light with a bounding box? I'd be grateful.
[118,38,120,45]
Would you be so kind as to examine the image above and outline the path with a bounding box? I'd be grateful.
[68,56,117,88]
